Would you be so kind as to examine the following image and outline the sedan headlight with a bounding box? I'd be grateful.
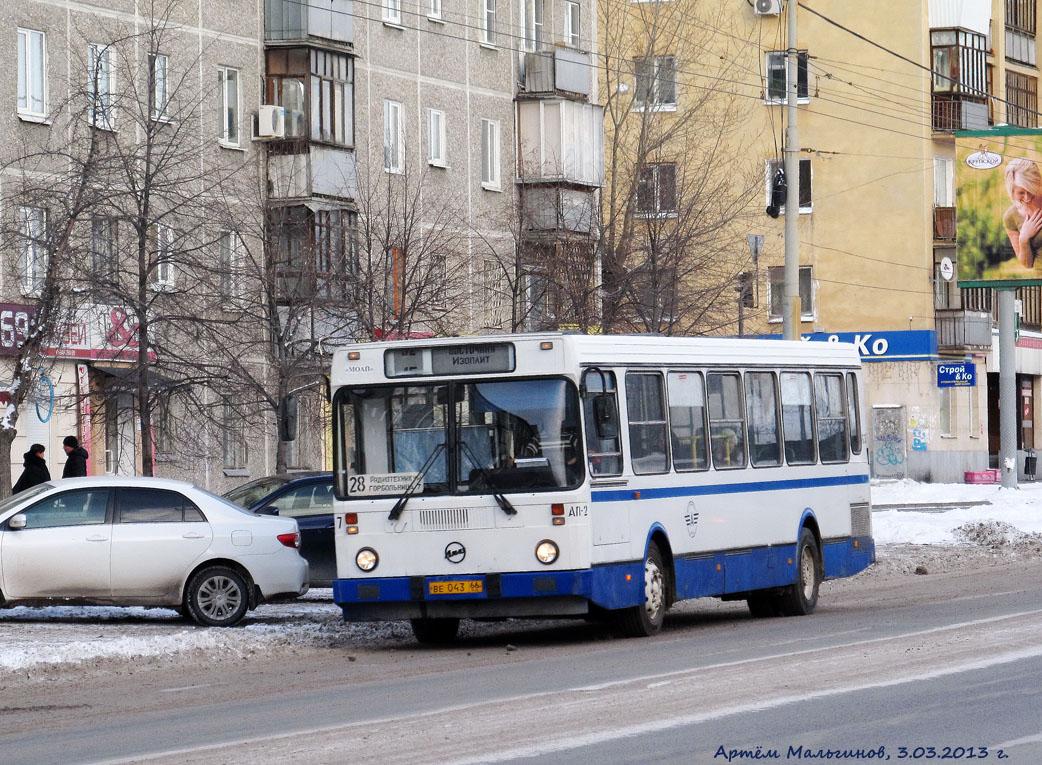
[535,540,559,565]
[356,547,379,572]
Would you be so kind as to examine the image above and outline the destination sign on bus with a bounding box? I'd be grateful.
[385,343,515,378]
[347,472,422,496]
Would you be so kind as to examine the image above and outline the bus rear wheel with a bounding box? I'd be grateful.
[613,541,667,638]
[777,528,822,617]
[410,617,460,644]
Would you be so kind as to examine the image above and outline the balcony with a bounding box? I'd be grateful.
[268,143,356,201]
[932,95,988,132]
[520,186,595,234]
[934,206,956,241]
[936,309,992,350]
[517,99,604,187]
[520,49,591,97]
[265,0,352,46]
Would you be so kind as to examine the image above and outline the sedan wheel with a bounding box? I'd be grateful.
[185,566,250,627]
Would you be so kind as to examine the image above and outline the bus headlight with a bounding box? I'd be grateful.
[356,547,379,572]
[535,540,559,565]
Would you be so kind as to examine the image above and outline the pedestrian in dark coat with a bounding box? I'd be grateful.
[62,435,89,478]
[13,443,50,493]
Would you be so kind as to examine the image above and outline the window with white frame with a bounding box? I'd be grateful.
[18,206,48,296]
[88,43,115,129]
[384,99,403,173]
[481,118,500,188]
[635,163,676,216]
[383,0,402,25]
[428,0,442,19]
[218,66,239,145]
[149,53,168,120]
[483,0,496,44]
[152,224,176,291]
[939,387,955,436]
[766,158,812,213]
[934,157,954,206]
[219,230,242,300]
[428,108,447,166]
[765,50,809,103]
[633,56,676,109]
[565,2,581,48]
[768,265,814,321]
[523,0,543,52]
[17,29,46,118]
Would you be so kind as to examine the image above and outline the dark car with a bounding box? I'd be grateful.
[223,472,335,586]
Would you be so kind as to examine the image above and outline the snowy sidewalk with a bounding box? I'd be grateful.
[871,479,1042,546]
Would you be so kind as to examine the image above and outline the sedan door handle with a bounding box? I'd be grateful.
[86,535,109,542]
[182,532,206,539]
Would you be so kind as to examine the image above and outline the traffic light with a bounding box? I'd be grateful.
[766,167,786,218]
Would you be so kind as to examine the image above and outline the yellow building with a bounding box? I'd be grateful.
[600,0,1042,481]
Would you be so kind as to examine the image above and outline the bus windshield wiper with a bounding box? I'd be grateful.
[388,443,445,521]
[459,441,517,517]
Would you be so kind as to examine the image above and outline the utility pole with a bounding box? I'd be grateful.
[782,0,801,341]
[999,289,1018,488]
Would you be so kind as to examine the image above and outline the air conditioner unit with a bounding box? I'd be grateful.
[256,104,286,138]
[754,0,782,15]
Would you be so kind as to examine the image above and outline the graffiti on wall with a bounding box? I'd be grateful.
[871,406,907,479]
[908,407,932,452]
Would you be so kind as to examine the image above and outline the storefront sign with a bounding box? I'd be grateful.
[761,330,938,362]
[0,303,155,361]
[937,361,977,387]
[0,304,32,356]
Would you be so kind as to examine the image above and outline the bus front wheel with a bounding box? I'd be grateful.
[613,541,667,638]
[410,617,460,644]
[777,528,822,616]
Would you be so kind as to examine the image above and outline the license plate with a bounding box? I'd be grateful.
[428,580,483,595]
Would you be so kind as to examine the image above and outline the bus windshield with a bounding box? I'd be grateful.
[336,377,583,498]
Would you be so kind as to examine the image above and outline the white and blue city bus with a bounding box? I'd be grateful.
[330,333,873,642]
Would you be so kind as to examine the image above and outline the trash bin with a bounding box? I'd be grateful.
[1026,450,1037,480]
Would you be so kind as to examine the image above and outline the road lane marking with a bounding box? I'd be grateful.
[994,731,1042,750]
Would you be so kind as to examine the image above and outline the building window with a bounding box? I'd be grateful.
[1006,0,1037,65]
[934,157,954,206]
[1006,70,1038,128]
[428,108,447,166]
[219,230,241,300]
[88,44,115,130]
[383,0,402,24]
[149,53,168,120]
[765,50,809,103]
[218,66,239,145]
[768,264,814,321]
[310,50,353,146]
[222,399,247,470]
[969,385,980,438]
[384,99,403,173]
[91,216,118,284]
[18,206,48,296]
[565,1,581,48]
[483,0,496,44]
[481,118,500,188]
[273,206,356,302]
[931,29,986,95]
[766,158,812,213]
[523,0,543,52]
[152,224,176,291]
[635,162,677,216]
[17,29,46,118]
[429,0,442,20]
[939,386,954,436]
[634,56,676,109]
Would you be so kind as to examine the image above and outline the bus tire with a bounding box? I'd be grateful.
[410,617,460,644]
[614,541,667,637]
[777,528,821,617]
[746,592,780,617]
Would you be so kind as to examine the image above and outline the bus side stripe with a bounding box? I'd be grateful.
[590,473,869,503]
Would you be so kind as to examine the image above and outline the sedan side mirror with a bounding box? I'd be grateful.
[8,514,26,530]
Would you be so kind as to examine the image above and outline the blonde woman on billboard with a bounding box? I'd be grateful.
[1003,157,1042,269]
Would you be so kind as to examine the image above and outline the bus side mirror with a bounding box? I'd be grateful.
[593,395,618,440]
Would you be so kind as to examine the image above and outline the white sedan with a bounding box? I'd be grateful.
[0,477,308,626]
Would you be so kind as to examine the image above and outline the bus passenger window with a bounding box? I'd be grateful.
[815,373,849,463]
[707,372,746,469]
[583,370,623,476]
[667,372,708,471]
[626,373,669,474]
[781,372,816,464]
[746,372,781,467]
[846,372,863,454]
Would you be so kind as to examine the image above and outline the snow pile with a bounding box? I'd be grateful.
[952,519,1042,554]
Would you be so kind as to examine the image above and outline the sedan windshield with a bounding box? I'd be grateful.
[0,483,51,514]
[336,378,582,498]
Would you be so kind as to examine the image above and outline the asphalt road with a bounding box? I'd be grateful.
[4,559,1042,764]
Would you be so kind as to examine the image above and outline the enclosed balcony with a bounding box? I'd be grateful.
[266,0,352,46]
[269,143,357,201]
[520,48,591,97]
[517,99,604,187]
[935,309,992,351]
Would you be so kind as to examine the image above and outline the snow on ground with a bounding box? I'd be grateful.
[4,478,1042,677]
